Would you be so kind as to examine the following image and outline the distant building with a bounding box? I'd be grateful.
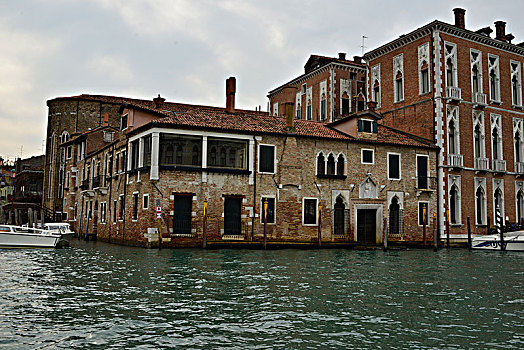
[363,8,524,234]
[59,79,438,247]
[0,156,15,207]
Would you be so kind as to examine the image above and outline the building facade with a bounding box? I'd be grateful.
[268,54,367,122]
[363,8,524,234]
[59,81,438,247]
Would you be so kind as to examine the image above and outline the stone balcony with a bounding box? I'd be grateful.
[446,86,462,102]
[493,159,506,173]
[447,153,463,168]
[515,161,524,174]
[473,92,487,107]
[474,157,489,171]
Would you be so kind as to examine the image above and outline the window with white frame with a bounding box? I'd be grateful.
[470,50,483,96]
[475,178,487,225]
[488,54,500,102]
[119,194,124,221]
[319,80,327,121]
[302,197,318,225]
[316,152,325,175]
[473,111,485,160]
[490,114,503,161]
[336,154,345,175]
[445,42,458,88]
[393,54,404,102]
[514,118,524,166]
[143,194,149,210]
[511,60,522,106]
[295,92,302,119]
[260,197,276,224]
[100,202,107,223]
[447,106,460,156]
[418,202,429,226]
[306,87,313,120]
[259,144,275,174]
[516,182,524,224]
[340,79,351,115]
[388,153,401,180]
[371,64,381,107]
[272,102,279,116]
[449,175,462,225]
[132,192,139,221]
[361,149,374,164]
[418,43,430,94]
[120,113,128,131]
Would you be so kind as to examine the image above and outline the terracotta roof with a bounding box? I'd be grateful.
[377,124,436,148]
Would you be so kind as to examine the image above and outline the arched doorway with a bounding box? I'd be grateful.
[389,197,400,235]
[333,196,346,235]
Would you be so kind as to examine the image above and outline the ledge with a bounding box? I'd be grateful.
[159,165,251,175]
[317,174,347,180]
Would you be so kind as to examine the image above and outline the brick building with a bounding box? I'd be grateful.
[59,79,437,247]
[268,54,367,122]
[363,8,524,234]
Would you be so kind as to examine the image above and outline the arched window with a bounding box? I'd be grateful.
[476,187,485,225]
[395,71,403,101]
[389,197,400,235]
[450,185,459,224]
[175,146,183,164]
[373,80,380,103]
[306,100,312,121]
[492,127,499,160]
[333,196,346,235]
[474,124,482,158]
[296,103,301,119]
[472,65,480,94]
[512,74,519,105]
[420,61,429,94]
[490,69,497,100]
[515,131,522,163]
[448,120,456,155]
[446,58,454,87]
[327,154,335,175]
[337,154,345,175]
[517,191,524,225]
[320,93,327,121]
[341,92,350,115]
[317,153,325,175]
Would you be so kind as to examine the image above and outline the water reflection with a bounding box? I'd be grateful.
[0,242,522,349]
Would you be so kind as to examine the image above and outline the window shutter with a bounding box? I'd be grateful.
[373,121,378,133]
[358,120,363,132]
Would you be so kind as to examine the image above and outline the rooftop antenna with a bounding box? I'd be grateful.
[361,35,368,56]
[19,145,23,159]
[41,139,45,154]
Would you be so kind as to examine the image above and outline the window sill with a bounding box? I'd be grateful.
[419,91,431,96]
[490,100,502,105]
[512,104,524,110]
[258,171,275,175]
[303,223,318,227]
[317,174,347,180]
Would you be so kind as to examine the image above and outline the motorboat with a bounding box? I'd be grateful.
[471,231,524,251]
[42,223,75,246]
[0,225,62,248]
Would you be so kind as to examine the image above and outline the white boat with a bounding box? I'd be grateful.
[0,225,62,248]
[42,223,75,246]
[471,231,524,251]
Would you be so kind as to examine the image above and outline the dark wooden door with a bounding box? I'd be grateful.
[224,197,242,235]
[334,197,346,235]
[173,195,192,234]
[357,209,376,244]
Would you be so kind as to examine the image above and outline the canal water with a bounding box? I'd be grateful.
[0,242,522,349]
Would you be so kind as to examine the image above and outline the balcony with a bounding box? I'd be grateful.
[473,92,487,108]
[446,86,462,102]
[493,159,506,173]
[474,157,490,171]
[447,154,463,169]
[415,176,437,196]
[92,175,100,189]
[515,162,524,174]
[80,180,89,190]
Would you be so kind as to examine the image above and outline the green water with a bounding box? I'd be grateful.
[0,241,522,349]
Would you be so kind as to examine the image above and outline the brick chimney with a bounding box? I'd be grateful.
[102,112,109,127]
[367,101,377,111]
[353,56,362,64]
[506,33,515,44]
[338,52,346,60]
[495,21,507,41]
[226,77,236,113]
[153,94,165,109]
[453,8,466,29]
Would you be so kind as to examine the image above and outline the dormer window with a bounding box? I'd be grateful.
[120,113,128,131]
[358,119,376,133]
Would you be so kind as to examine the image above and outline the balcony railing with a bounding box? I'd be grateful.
[92,175,100,189]
[515,161,524,174]
[447,154,463,168]
[80,179,89,190]
[415,176,437,191]
[493,159,506,173]
[474,157,490,171]
[473,92,487,107]
[446,86,462,101]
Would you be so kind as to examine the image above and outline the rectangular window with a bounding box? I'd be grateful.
[115,153,119,174]
[417,155,429,189]
[418,202,429,226]
[388,153,401,180]
[100,202,106,223]
[113,200,117,223]
[207,138,247,169]
[160,134,202,166]
[130,140,139,170]
[418,43,430,94]
[301,84,306,94]
[119,194,124,220]
[120,113,128,130]
[306,104,312,120]
[303,198,318,225]
[120,151,126,172]
[358,119,374,133]
[361,149,374,164]
[488,54,500,103]
[320,99,327,120]
[143,194,149,210]
[132,192,139,220]
[261,197,276,224]
[259,145,275,173]
[66,146,72,159]
[143,135,152,166]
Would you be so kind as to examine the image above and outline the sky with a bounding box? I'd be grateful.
[1,0,524,161]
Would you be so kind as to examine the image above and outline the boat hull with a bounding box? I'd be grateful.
[0,231,60,248]
[472,235,524,252]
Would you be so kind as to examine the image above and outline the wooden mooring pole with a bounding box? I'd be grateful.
[433,217,438,252]
[422,205,427,247]
[383,217,388,252]
[446,209,450,249]
[263,198,267,250]
[203,198,207,249]
[317,201,322,248]
[467,217,472,250]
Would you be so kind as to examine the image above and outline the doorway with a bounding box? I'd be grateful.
[357,209,376,244]
[224,197,242,235]
[173,195,192,235]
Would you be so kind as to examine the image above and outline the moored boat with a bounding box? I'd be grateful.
[0,225,62,248]
[471,231,524,251]
[42,223,75,246]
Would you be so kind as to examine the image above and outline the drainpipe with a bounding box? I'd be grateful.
[251,134,257,241]
[108,143,114,243]
[122,140,128,243]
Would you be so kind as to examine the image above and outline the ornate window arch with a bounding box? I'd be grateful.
[316,152,325,175]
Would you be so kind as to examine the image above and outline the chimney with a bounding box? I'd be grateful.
[338,52,346,60]
[226,77,236,113]
[367,101,377,111]
[153,94,165,109]
[285,102,295,132]
[506,33,515,44]
[495,21,506,41]
[353,56,362,64]
[453,8,466,29]
[102,112,109,127]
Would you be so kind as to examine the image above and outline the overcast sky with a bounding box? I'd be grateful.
[1,0,523,161]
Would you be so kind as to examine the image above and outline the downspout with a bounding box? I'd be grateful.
[108,143,114,243]
[75,100,79,133]
[251,134,257,241]
[122,140,129,243]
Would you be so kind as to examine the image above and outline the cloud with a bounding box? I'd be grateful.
[86,55,134,82]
